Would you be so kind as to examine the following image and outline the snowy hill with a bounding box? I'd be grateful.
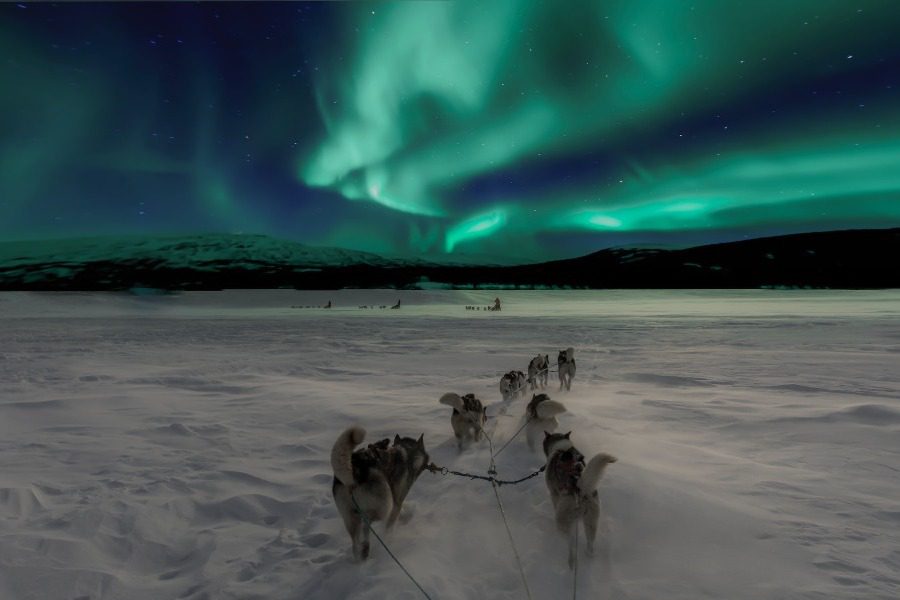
[0,233,398,270]
[0,228,897,290]
[0,234,416,290]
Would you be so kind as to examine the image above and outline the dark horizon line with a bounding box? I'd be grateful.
[2,224,898,267]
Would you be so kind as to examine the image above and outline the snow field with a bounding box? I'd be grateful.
[0,289,898,599]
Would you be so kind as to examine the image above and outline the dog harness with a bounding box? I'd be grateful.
[460,393,481,413]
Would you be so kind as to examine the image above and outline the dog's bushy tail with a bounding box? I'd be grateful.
[579,452,617,493]
[331,426,366,486]
[439,392,465,412]
[535,399,567,419]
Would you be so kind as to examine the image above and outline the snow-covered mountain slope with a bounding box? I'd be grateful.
[0,233,397,270]
[0,228,897,290]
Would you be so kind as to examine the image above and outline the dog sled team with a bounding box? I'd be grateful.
[331,345,616,572]
[292,299,402,310]
[465,296,503,311]
[501,347,574,399]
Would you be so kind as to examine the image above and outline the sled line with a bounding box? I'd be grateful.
[350,493,434,600]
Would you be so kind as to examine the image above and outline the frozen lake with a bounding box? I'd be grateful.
[1,290,898,599]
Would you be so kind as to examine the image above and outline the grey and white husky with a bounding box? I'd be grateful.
[439,392,487,449]
[524,393,567,450]
[543,431,617,569]
[500,370,527,401]
[528,354,550,391]
[331,427,430,560]
[557,347,576,391]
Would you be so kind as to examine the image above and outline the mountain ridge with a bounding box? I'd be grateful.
[0,228,897,290]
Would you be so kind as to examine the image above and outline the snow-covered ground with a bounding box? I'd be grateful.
[0,289,898,600]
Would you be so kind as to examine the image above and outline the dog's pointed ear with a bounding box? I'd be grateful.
[417,433,425,448]
[544,431,551,438]
[394,434,402,445]
[565,431,572,438]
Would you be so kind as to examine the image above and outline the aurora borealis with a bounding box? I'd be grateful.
[2,2,899,262]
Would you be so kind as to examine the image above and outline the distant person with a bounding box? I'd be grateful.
[324,300,332,309]
[493,297,501,311]
[391,299,401,309]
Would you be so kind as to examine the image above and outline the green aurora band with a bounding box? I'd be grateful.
[1,2,898,260]
[301,0,900,257]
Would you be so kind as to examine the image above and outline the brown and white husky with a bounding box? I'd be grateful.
[331,427,430,560]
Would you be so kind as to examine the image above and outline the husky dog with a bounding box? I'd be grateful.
[331,427,430,560]
[557,347,576,391]
[543,431,617,569]
[528,354,550,390]
[524,393,567,450]
[499,370,527,401]
[439,392,487,449]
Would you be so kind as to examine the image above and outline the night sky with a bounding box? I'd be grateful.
[2,1,899,262]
